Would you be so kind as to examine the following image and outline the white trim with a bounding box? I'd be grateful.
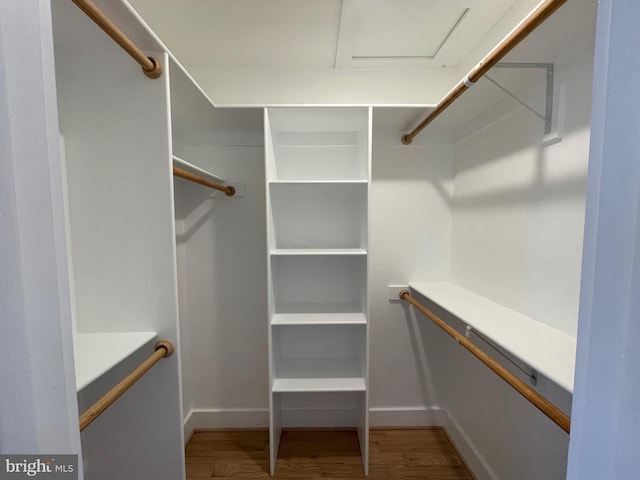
[369,406,447,426]
[183,408,269,441]
[440,410,498,480]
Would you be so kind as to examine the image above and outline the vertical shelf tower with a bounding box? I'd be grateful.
[264,108,372,475]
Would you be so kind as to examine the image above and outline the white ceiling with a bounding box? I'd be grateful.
[122,0,596,110]
[335,0,517,68]
[128,0,518,70]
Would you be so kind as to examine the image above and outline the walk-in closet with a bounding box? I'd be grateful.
[2,0,639,480]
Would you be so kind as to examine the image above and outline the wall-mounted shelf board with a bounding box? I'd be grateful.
[275,302,364,315]
[172,155,224,183]
[269,180,368,185]
[271,313,367,325]
[270,248,367,256]
[73,331,157,391]
[273,377,366,393]
[409,282,576,392]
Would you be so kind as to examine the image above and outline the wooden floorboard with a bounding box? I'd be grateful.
[185,428,475,479]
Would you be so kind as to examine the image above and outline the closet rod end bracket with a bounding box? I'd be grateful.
[155,340,175,357]
[401,134,413,145]
[142,56,163,79]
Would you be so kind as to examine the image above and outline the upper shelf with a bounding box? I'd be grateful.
[408,282,576,393]
[73,331,157,391]
[270,248,367,256]
[271,312,367,325]
[172,155,224,183]
[266,108,370,182]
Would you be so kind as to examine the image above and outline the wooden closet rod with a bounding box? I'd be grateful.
[399,290,571,433]
[401,0,566,145]
[71,0,163,79]
[173,167,236,196]
[79,340,174,432]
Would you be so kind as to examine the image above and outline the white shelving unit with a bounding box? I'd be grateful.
[409,282,576,392]
[51,2,186,478]
[265,107,371,475]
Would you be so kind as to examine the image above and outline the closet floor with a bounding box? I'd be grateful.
[185,427,474,479]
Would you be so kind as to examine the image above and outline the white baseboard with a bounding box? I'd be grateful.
[183,406,494,480]
[183,408,269,440]
[439,410,497,480]
[369,406,447,426]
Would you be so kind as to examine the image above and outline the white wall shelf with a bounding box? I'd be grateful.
[272,377,366,393]
[73,331,157,391]
[270,248,367,256]
[409,282,576,392]
[274,302,364,315]
[271,313,367,325]
[172,155,224,183]
[269,180,368,184]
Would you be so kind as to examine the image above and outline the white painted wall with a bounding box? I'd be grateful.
[451,43,594,336]
[368,128,453,422]
[429,19,596,480]
[0,0,81,459]
[174,130,269,433]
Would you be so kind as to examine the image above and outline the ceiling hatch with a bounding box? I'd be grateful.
[335,0,517,68]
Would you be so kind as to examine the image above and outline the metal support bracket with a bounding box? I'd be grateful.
[485,62,554,134]
[465,325,538,386]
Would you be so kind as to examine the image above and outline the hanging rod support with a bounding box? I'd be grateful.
[488,62,554,133]
[401,0,566,144]
[465,325,538,386]
[173,167,236,196]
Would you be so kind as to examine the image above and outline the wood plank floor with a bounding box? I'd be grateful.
[185,428,475,479]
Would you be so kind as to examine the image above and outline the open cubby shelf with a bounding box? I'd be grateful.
[269,182,367,250]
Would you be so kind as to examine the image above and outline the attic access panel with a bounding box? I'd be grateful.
[336,0,518,68]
